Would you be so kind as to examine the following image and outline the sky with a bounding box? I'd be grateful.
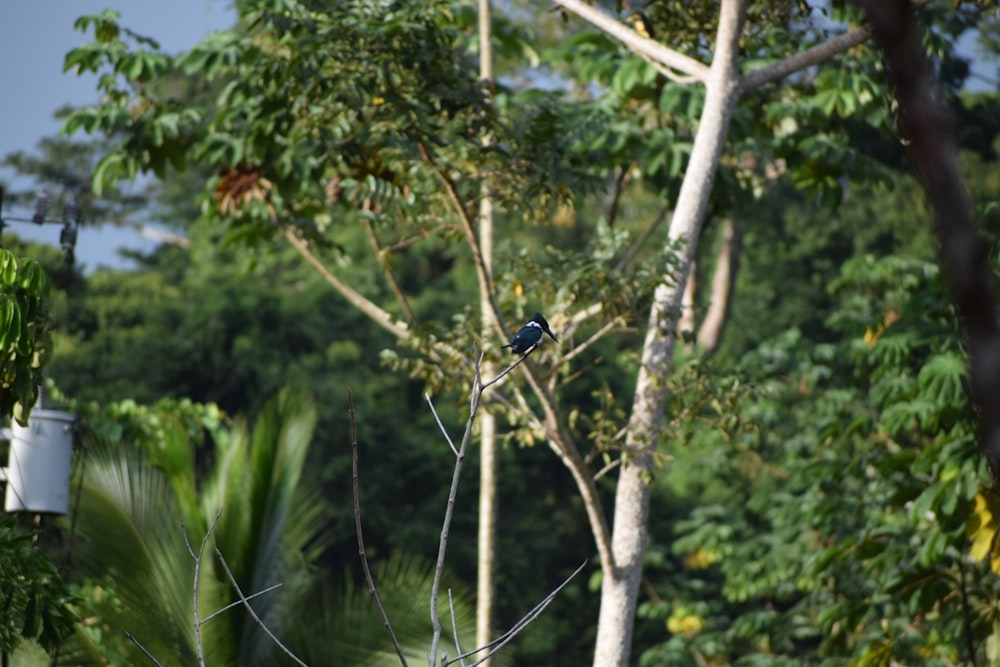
[0,1,236,270]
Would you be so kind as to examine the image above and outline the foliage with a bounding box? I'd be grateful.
[0,249,52,424]
[14,0,999,664]
[637,253,999,665]
[0,518,77,654]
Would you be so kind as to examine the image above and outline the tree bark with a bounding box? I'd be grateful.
[591,2,747,665]
[696,217,741,354]
[679,259,697,354]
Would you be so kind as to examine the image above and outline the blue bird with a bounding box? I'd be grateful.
[502,313,559,355]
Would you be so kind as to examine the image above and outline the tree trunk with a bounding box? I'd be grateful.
[476,0,497,661]
[679,258,697,354]
[696,216,741,354]
[591,2,747,665]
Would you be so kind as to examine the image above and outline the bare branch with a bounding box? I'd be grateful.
[448,589,467,667]
[553,0,709,83]
[593,458,621,482]
[214,548,310,667]
[695,217,741,354]
[350,388,410,667]
[481,349,533,391]
[446,559,589,667]
[426,392,460,457]
[201,583,283,624]
[125,222,192,248]
[284,227,410,340]
[559,315,627,367]
[738,23,873,93]
[124,631,164,667]
[284,225,472,369]
[740,0,931,94]
[614,205,670,275]
[180,508,223,667]
[417,142,511,343]
[364,216,418,326]
[429,348,487,666]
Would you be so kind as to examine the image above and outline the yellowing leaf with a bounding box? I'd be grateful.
[667,610,704,638]
[967,488,1000,571]
[683,548,719,570]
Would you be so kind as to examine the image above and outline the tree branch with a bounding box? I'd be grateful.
[283,225,472,369]
[738,23,873,93]
[553,0,710,83]
[695,217,740,354]
[739,0,930,94]
[349,388,410,667]
[180,509,223,667]
[559,315,627,368]
[123,631,164,667]
[363,216,418,326]
[428,348,488,666]
[614,205,670,275]
[448,588,467,667]
[214,548,310,667]
[417,142,511,342]
[284,227,410,339]
[200,584,283,624]
[446,559,588,667]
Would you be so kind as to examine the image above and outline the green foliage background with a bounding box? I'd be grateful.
[2,0,1000,665]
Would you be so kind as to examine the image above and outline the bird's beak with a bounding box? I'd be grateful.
[545,327,559,343]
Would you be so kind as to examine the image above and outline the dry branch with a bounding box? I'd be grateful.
[350,388,411,667]
[214,549,310,667]
[181,509,223,667]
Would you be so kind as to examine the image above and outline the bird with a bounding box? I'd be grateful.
[502,313,559,356]
[628,11,655,40]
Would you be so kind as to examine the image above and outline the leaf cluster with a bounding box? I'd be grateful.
[0,249,52,424]
[0,518,77,654]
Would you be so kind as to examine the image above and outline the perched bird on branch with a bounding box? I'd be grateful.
[502,313,559,355]
[628,10,655,40]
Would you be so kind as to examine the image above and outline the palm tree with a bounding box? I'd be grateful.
[54,388,472,666]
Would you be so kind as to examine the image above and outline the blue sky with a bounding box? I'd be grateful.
[0,1,235,269]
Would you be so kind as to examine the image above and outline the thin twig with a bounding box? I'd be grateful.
[181,508,223,667]
[593,458,621,482]
[350,388,410,667]
[429,348,486,666]
[364,216,418,325]
[558,316,627,367]
[214,548,310,667]
[448,589,467,667]
[426,392,459,456]
[124,631,164,667]
[446,559,589,667]
[200,584,284,624]
[614,205,670,275]
[417,142,511,343]
[481,348,533,391]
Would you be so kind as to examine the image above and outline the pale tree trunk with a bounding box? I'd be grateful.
[679,258,697,353]
[591,1,747,665]
[696,216,740,354]
[476,0,497,661]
